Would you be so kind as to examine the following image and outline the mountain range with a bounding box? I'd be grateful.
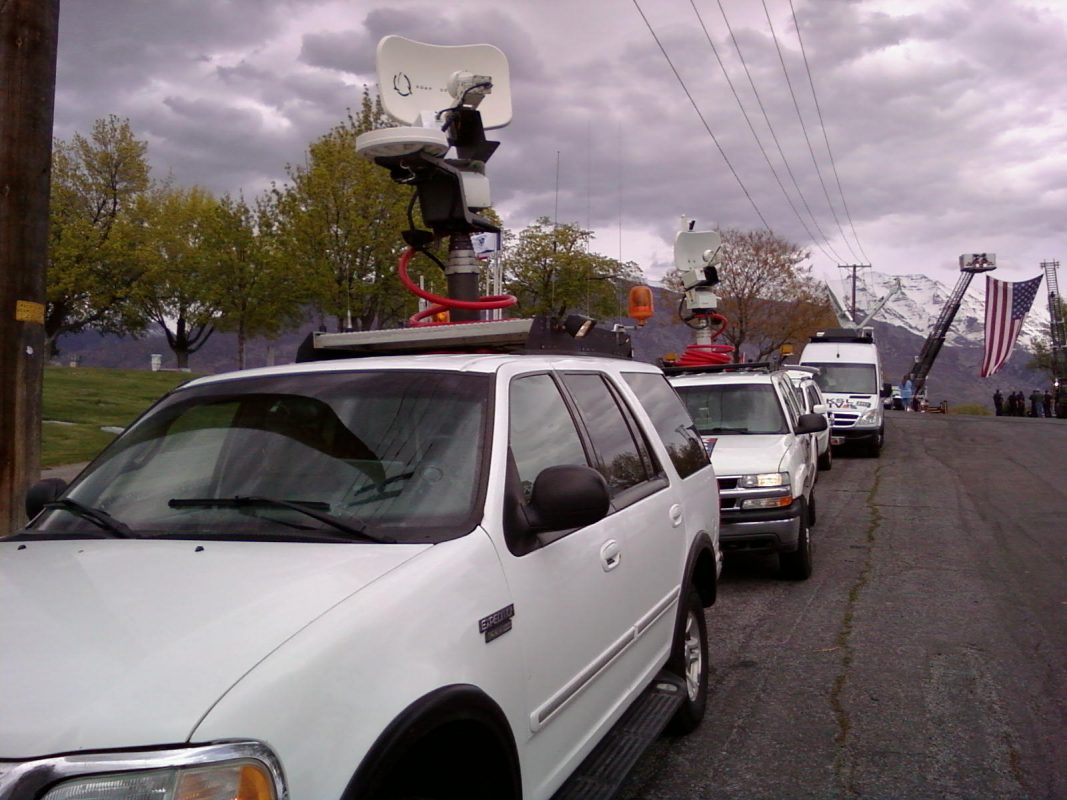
[54,268,1056,411]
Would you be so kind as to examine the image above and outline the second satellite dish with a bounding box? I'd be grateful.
[376,35,512,130]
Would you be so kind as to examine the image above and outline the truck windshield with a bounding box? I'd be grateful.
[674,384,788,435]
[804,363,878,394]
[28,370,492,544]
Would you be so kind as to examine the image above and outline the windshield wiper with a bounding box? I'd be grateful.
[167,497,394,543]
[707,426,751,434]
[43,498,138,538]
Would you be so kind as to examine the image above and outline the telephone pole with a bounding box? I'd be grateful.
[1,0,60,530]
[838,264,871,322]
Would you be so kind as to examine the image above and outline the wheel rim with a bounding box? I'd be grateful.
[682,610,703,701]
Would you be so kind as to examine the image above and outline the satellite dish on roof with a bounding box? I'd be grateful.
[376,35,512,130]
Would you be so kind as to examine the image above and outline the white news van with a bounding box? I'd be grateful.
[799,328,891,458]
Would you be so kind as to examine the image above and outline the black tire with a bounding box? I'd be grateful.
[780,503,813,581]
[818,443,832,471]
[865,427,883,458]
[666,589,708,734]
[807,490,817,527]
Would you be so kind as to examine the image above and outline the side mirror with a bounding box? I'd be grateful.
[26,478,68,519]
[795,412,828,435]
[527,465,609,532]
[812,403,828,415]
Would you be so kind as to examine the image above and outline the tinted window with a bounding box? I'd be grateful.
[675,384,789,435]
[623,372,709,478]
[805,363,878,394]
[562,373,651,495]
[509,373,589,501]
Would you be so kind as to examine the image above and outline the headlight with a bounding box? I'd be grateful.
[43,761,275,800]
[738,472,789,489]
[12,743,287,800]
[857,409,880,425]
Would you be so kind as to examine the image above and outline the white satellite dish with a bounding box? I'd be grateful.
[376,35,512,130]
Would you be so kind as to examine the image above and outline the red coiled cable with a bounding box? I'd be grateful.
[675,312,735,366]
[397,247,517,326]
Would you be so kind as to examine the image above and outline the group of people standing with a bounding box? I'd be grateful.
[993,389,1053,418]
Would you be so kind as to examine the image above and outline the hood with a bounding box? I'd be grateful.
[0,538,429,757]
[702,433,791,476]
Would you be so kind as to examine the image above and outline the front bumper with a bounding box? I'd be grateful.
[829,426,879,446]
[719,498,803,554]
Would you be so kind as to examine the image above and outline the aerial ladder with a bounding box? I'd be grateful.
[907,254,996,401]
[1044,259,1067,418]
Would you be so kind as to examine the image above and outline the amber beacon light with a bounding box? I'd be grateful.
[628,285,654,326]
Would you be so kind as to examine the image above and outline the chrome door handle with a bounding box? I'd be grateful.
[600,539,622,572]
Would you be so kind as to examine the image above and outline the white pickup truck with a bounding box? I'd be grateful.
[2,351,720,800]
[668,363,827,580]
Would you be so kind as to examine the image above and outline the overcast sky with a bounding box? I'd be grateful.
[54,0,1067,297]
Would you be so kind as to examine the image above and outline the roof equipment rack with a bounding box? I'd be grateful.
[809,328,874,343]
[295,315,634,362]
[661,361,775,377]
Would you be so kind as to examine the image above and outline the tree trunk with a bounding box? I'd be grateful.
[237,324,246,370]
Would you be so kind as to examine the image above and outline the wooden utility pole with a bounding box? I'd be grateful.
[837,263,871,322]
[1,0,60,531]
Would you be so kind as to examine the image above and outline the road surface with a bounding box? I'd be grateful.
[621,411,1067,799]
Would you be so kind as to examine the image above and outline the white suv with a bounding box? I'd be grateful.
[786,367,833,471]
[2,353,720,800]
[668,364,827,580]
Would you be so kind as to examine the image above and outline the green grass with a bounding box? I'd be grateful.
[947,403,992,416]
[42,367,200,467]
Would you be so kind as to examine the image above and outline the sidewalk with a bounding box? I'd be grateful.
[40,462,89,483]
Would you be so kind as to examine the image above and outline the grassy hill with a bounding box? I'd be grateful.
[42,367,199,467]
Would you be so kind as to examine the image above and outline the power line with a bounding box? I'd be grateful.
[760,0,861,263]
[788,0,871,265]
[631,0,773,232]
[714,0,845,264]
[688,0,839,265]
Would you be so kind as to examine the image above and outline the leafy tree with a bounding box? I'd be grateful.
[46,116,151,354]
[130,186,223,369]
[272,91,416,331]
[664,228,835,361]
[503,218,642,320]
[206,194,307,369]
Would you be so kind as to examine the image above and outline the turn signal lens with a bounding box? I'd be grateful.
[741,495,794,510]
[176,763,276,800]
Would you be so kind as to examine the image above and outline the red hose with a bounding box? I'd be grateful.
[675,312,735,366]
[397,247,517,327]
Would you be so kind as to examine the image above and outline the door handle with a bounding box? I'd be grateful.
[600,539,622,572]
[669,504,683,527]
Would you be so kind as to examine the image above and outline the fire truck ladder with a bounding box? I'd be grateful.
[1044,260,1067,417]
[908,258,995,399]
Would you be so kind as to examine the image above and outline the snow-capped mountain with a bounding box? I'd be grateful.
[840,270,1049,349]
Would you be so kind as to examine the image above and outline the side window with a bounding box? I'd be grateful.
[561,373,652,496]
[806,385,821,410]
[622,372,709,479]
[778,379,802,427]
[508,373,589,501]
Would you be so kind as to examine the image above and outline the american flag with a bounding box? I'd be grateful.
[980,274,1043,377]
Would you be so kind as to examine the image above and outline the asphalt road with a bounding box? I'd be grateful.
[621,411,1067,800]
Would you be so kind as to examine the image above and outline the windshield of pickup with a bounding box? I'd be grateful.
[674,384,788,435]
[804,363,878,394]
[29,370,492,543]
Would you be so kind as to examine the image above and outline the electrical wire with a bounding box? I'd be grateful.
[714,0,845,265]
[788,0,871,265]
[630,0,773,232]
[760,0,861,264]
[687,0,839,266]
[397,247,516,327]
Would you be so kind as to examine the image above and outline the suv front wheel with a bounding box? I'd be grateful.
[780,501,813,581]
